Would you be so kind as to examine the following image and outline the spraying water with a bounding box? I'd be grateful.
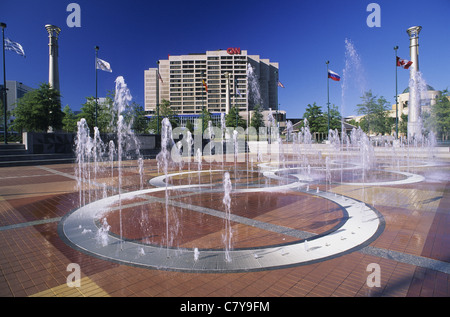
[114,77,134,250]
[221,113,226,169]
[75,76,142,251]
[341,38,366,123]
[157,118,175,255]
[408,70,429,142]
[247,63,262,108]
[196,148,202,185]
[96,218,111,247]
[75,118,91,207]
[186,130,193,182]
[222,172,233,262]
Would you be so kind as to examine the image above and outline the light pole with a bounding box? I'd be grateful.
[95,46,99,127]
[156,61,160,135]
[1,22,7,144]
[394,45,399,138]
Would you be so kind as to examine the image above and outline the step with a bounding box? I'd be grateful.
[0,153,76,167]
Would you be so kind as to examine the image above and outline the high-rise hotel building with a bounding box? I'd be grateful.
[144,48,279,124]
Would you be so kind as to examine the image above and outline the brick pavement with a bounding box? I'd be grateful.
[0,159,449,298]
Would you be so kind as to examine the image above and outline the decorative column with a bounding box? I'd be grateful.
[406,26,422,139]
[45,24,61,94]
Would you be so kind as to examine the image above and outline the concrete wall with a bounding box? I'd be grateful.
[23,132,159,155]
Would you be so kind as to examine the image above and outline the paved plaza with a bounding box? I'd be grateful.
[0,149,449,298]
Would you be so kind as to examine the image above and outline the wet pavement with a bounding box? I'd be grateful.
[0,155,449,297]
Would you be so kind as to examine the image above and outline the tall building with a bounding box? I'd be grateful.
[144,48,279,125]
[0,80,34,114]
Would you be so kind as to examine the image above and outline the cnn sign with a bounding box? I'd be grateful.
[227,47,241,55]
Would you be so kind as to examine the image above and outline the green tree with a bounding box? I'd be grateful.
[12,83,63,132]
[356,90,391,135]
[425,89,450,140]
[303,102,327,133]
[78,97,97,131]
[200,107,213,133]
[399,113,408,136]
[0,98,12,131]
[77,95,115,132]
[130,102,148,134]
[62,105,78,132]
[225,106,246,129]
[185,120,194,133]
[147,99,179,133]
[347,118,360,128]
[250,104,265,132]
[325,104,342,131]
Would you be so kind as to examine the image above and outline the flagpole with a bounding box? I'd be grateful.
[394,46,399,139]
[95,46,99,128]
[156,61,160,135]
[1,23,7,144]
[326,61,330,138]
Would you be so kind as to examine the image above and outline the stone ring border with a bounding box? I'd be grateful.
[58,173,385,273]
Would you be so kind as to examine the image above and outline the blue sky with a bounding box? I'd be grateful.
[2,0,450,119]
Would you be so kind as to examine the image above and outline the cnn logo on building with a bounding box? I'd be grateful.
[227,47,241,55]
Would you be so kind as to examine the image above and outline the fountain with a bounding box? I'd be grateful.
[156,117,177,255]
[60,31,444,275]
[222,172,233,262]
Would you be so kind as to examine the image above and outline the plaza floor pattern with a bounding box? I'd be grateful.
[0,158,449,297]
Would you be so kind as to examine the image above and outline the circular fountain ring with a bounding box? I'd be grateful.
[58,178,385,273]
[259,161,427,187]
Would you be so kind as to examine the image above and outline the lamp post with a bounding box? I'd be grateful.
[156,61,160,135]
[95,46,99,127]
[394,45,399,138]
[1,22,7,144]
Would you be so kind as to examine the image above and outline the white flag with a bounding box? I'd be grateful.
[5,38,25,57]
[96,57,112,72]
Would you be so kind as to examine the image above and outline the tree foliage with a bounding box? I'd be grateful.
[399,113,408,135]
[225,106,246,129]
[131,102,149,134]
[147,99,179,133]
[250,104,265,131]
[62,105,78,132]
[199,107,213,133]
[302,103,326,133]
[356,90,391,135]
[77,94,115,132]
[325,104,342,132]
[424,89,450,140]
[11,83,63,132]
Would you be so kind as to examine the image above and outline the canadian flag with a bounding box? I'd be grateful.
[397,56,413,69]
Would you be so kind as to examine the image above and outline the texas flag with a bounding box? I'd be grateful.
[328,70,341,81]
[397,56,413,69]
